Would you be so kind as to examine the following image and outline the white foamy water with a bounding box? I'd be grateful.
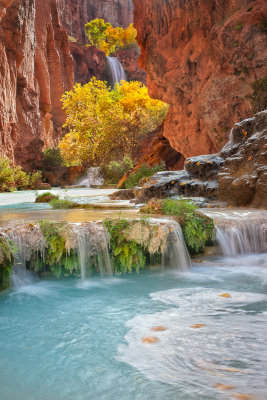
[118,282,267,398]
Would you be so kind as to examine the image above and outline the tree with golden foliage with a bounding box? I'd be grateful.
[85,19,137,56]
[59,78,168,166]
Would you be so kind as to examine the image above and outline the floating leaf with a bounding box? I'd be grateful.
[248,156,252,160]
[180,182,185,186]
[142,337,159,344]
[220,293,231,298]
[213,383,236,391]
[197,161,200,166]
[151,326,166,332]
[190,323,205,329]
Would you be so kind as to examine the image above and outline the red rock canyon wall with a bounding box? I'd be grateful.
[0,0,73,170]
[133,0,267,160]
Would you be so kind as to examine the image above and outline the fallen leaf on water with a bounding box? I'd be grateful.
[243,131,247,136]
[228,205,232,208]
[169,227,173,232]
[142,337,159,344]
[190,324,205,329]
[233,181,238,186]
[180,182,185,186]
[213,383,236,391]
[171,180,175,184]
[207,205,211,208]
[248,156,252,161]
[234,394,257,400]
[220,293,231,298]
[151,326,166,332]
[197,161,200,166]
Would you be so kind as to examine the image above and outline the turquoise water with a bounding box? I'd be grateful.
[0,256,266,400]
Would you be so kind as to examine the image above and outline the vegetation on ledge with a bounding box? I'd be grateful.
[35,192,59,203]
[0,235,15,291]
[141,198,214,254]
[0,157,45,192]
[103,218,167,274]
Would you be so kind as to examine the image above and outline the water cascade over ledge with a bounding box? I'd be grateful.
[201,209,267,256]
[1,218,190,288]
[107,56,128,87]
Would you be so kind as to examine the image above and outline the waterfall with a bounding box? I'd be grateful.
[77,228,112,279]
[157,219,191,271]
[7,231,37,288]
[216,222,267,256]
[97,231,113,277]
[78,167,104,187]
[78,232,91,280]
[107,56,128,87]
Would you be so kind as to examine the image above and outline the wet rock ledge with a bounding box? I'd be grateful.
[125,110,267,208]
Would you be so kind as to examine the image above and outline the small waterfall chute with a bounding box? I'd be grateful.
[107,56,128,87]
[216,222,267,256]
[149,218,191,271]
[78,231,91,280]
[7,230,39,288]
[97,231,113,278]
[78,167,104,187]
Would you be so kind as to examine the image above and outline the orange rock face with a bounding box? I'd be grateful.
[133,0,267,160]
[0,0,74,170]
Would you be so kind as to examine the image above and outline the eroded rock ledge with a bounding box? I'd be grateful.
[133,110,267,208]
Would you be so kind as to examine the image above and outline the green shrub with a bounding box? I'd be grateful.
[49,198,76,209]
[103,218,147,274]
[28,170,43,189]
[0,157,43,192]
[124,162,165,189]
[161,199,214,253]
[38,220,79,277]
[100,156,133,184]
[0,235,15,291]
[42,147,64,169]
[35,192,59,203]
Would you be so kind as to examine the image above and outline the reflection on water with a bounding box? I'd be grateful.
[0,188,139,224]
[0,208,140,224]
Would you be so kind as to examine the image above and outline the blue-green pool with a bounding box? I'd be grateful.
[0,256,266,400]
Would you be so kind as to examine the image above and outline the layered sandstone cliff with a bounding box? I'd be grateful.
[59,0,134,43]
[0,0,73,170]
[133,0,267,160]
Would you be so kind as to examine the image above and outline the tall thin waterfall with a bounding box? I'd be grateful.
[216,222,267,256]
[159,219,191,271]
[7,231,37,287]
[78,232,90,280]
[107,56,127,87]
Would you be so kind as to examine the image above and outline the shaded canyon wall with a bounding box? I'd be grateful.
[133,0,267,160]
[0,0,73,170]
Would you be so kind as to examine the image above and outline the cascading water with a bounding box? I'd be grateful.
[78,232,90,280]
[201,208,267,256]
[78,167,104,187]
[162,220,191,270]
[97,231,113,277]
[149,218,191,270]
[107,56,128,87]
[6,230,38,287]
[216,222,267,256]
